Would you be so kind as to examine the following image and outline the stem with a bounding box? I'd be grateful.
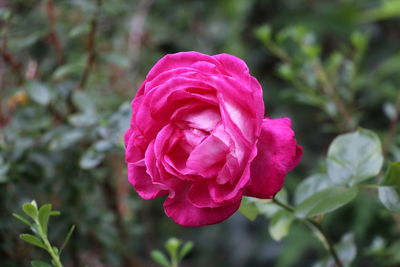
[36,219,63,267]
[78,0,101,90]
[272,198,344,267]
[171,259,178,267]
[382,92,400,158]
[358,184,381,190]
[314,62,355,131]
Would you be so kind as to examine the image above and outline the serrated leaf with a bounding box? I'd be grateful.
[38,204,52,235]
[295,187,358,219]
[239,197,259,221]
[22,203,38,220]
[13,213,33,227]
[327,128,383,185]
[150,250,170,267]
[60,225,75,254]
[26,81,51,106]
[31,260,52,267]
[178,241,193,261]
[268,210,295,241]
[294,174,332,205]
[20,234,47,250]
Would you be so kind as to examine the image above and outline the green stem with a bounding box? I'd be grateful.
[36,220,63,267]
[358,184,381,190]
[272,198,344,267]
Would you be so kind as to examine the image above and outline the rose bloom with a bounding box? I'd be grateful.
[125,52,302,227]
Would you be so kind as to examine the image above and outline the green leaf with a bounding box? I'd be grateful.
[50,211,61,216]
[336,233,357,265]
[72,91,96,114]
[379,187,400,214]
[31,260,52,267]
[60,225,75,254]
[102,53,130,69]
[13,213,33,227]
[327,128,383,185]
[26,81,51,106]
[313,232,356,267]
[268,210,295,241]
[382,162,400,186]
[378,162,400,213]
[294,187,358,219]
[22,202,38,220]
[254,189,289,218]
[20,234,47,250]
[294,174,331,205]
[53,62,85,80]
[80,148,106,169]
[255,25,272,44]
[239,197,259,221]
[150,250,170,267]
[68,23,90,38]
[178,241,194,261]
[38,204,52,235]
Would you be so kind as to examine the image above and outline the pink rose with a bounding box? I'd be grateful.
[125,52,302,227]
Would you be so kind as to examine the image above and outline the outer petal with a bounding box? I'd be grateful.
[146,52,219,82]
[164,184,241,227]
[128,161,168,200]
[245,118,303,199]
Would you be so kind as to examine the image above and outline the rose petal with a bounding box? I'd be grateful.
[128,161,167,200]
[245,118,303,199]
[186,134,229,177]
[213,53,250,78]
[164,183,241,227]
[146,52,219,82]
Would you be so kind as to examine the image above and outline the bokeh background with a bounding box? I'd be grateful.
[1,0,400,266]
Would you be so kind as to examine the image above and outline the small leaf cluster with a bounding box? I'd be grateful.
[13,201,75,267]
[151,238,194,267]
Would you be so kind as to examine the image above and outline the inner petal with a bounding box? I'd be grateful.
[186,134,229,177]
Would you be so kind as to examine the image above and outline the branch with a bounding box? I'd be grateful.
[273,198,344,267]
[45,0,64,65]
[128,0,153,77]
[383,93,400,158]
[77,0,102,90]
[314,63,355,132]
[0,48,24,85]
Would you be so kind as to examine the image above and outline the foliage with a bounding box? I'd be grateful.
[13,201,74,267]
[151,238,194,267]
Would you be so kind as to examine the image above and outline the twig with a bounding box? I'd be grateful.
[383,93,400,158]
[45,0,64,65]
[128,0,153,77]
[314,62,355,132]
[0,48,24,85]
[78,0,102,90]
[273,198,344,267]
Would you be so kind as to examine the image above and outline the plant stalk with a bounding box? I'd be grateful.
[272,198,344,267]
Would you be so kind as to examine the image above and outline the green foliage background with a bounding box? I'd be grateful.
[1,0,400,266]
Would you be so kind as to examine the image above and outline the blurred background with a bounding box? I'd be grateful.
[1,0,400,266]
